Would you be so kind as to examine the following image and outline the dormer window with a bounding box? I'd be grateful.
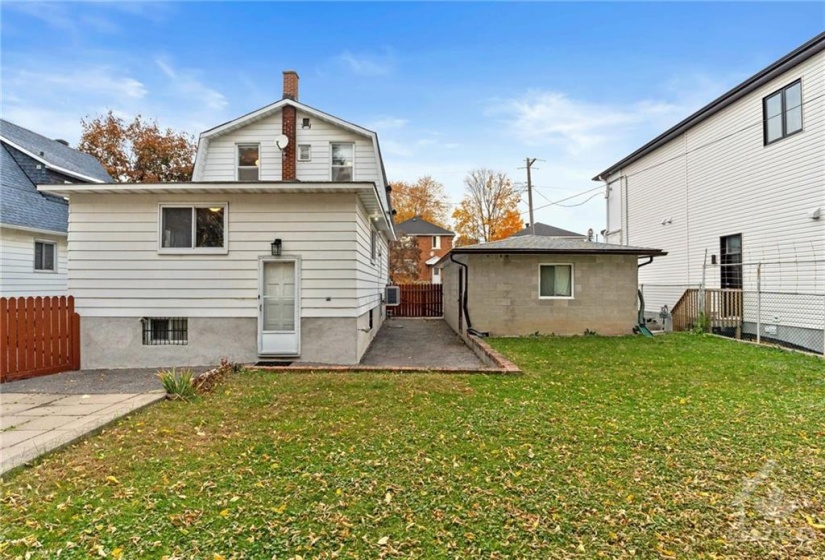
[237,144,260,181]
[331,142,354,182]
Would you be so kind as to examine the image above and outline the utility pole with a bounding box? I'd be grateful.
[525,158,537,235]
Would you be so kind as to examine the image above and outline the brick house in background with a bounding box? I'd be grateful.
[395,216,455,284]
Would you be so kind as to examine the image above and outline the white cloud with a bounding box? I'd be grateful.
[337,49,395,77]
[10,67,148,100]
[155,57,228,111]
[368,117,408,131]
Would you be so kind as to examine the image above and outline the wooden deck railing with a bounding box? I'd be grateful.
[0,296,81,383]
[671,288,743,336]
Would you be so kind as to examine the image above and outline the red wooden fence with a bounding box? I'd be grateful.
[391,284,443,317]
[0,296,81,383]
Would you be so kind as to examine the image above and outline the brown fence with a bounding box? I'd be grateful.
[672,288,743,336]
[391,284,443,318]
[0,296,81,383]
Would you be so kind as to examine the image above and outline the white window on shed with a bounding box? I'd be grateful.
[539,264,573,298]
[331,142,354,181]
[237,144,260,180]
[34,240,56,272]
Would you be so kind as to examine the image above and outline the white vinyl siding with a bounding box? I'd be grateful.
[604,50,825,327]
[200,114,283,181]
[354,199,388,317]
[67,192,377,318]
[294,111,379,183]
[0,227,68,296]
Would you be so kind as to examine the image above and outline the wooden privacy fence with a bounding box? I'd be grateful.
[672,288,743,336]
[0,296,81,383]
[391,284,443,317]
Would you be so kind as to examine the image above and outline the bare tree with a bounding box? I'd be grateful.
[452,169,523,245]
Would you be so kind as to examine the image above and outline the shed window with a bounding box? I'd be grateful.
[237,144,260,180]
[331,142,354,181]
[763,80,802,144]
[160,205,226,251]
[34,240,56,272]
[539,264,573,298]
[142,317,188,345]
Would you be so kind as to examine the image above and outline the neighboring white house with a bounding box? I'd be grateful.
[594,33,825,353]
[1,119,112,297]
[40,72,395,368]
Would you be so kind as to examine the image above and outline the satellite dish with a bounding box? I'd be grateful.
[274,134,289,150]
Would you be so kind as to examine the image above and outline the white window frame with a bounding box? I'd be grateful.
[370,227,377,263]
[330,142,355,182]
[236,143,260,181]
[158,203,229,255]
[433,235,441,250]
[298,144,312,162]
[538,263,575,299]
[33,239,57,273]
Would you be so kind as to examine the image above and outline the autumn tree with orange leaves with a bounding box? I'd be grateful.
[77,111,196,182]
[452,169,523,246]
[390,176,451,227]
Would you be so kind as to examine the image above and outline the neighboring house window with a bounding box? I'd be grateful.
[763,80,802,145]
[160,204,227,251]
[237,144,260,180]
[331,142,354,181]
[433,267,440,279]
[298,144,311,162]
[539,264,573,298]
[142,317,188,345]
[433,236,441,250]
[34,240,56,272]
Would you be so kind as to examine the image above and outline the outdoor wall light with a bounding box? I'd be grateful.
[271,238,282,256]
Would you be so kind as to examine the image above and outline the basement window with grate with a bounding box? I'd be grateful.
[142,317,188,345]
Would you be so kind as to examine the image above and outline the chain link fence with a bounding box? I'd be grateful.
[641,259,825,355]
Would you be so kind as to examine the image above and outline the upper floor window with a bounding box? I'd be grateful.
[34,240,56,272]
[160,204,227,253]
[433,236,441,250]
[331,142,354,181]
[763,80,802,145]
[298,144,311,162]
[237,144,260,180]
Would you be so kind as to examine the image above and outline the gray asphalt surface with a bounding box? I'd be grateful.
[360,318,485,369]
[0,367,210,394]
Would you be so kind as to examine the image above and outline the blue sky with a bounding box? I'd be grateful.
[2,2,822,234]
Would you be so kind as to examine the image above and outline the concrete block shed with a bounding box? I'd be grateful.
[437,236,666,338]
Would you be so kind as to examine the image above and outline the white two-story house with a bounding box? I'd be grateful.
[40,71,395,368]
[594,33,825,353]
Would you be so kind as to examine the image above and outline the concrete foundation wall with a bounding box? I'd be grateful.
[443,253,639,337]
[83,312,382,369]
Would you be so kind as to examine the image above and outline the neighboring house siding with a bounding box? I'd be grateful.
[0,227,68,296]
[66,192,366,318]
[606,50,825,294]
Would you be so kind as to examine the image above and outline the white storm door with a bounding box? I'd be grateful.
[259,259,300,356]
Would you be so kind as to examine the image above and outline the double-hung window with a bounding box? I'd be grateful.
[539,264,573,298]
[433,236,441,250]
[763,80,802,145]
[34,240,56,272]
[237,144,260,180]
[298,144,311,162]
[160,204,227,253]
[331,142,354,181]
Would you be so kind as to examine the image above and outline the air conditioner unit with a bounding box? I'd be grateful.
[385,286,400,306]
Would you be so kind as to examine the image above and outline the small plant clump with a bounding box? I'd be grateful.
[157,368,197,401]
[692,312,710,334]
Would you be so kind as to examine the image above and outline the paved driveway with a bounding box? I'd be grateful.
[360,318,487,369]
[0,368,188,475]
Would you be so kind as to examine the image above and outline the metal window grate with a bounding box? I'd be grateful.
[142,317,188,345]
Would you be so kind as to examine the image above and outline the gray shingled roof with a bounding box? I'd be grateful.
[0,119,112,183]
[511,222,585,238]
[443,235,665,259]
[0,144,68,234]
[395,216,454,236]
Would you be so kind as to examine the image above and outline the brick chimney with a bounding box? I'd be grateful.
[281,70,298,180]
[283,70,299,100]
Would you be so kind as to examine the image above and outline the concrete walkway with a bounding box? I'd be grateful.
[0,368,171,475]
[360,318,486,369]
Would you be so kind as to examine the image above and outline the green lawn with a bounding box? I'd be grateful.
[1,334,823,559]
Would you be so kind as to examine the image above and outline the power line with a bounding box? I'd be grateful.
[519,185,604,216]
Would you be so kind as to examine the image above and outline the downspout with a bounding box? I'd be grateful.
[449,253,489,337]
